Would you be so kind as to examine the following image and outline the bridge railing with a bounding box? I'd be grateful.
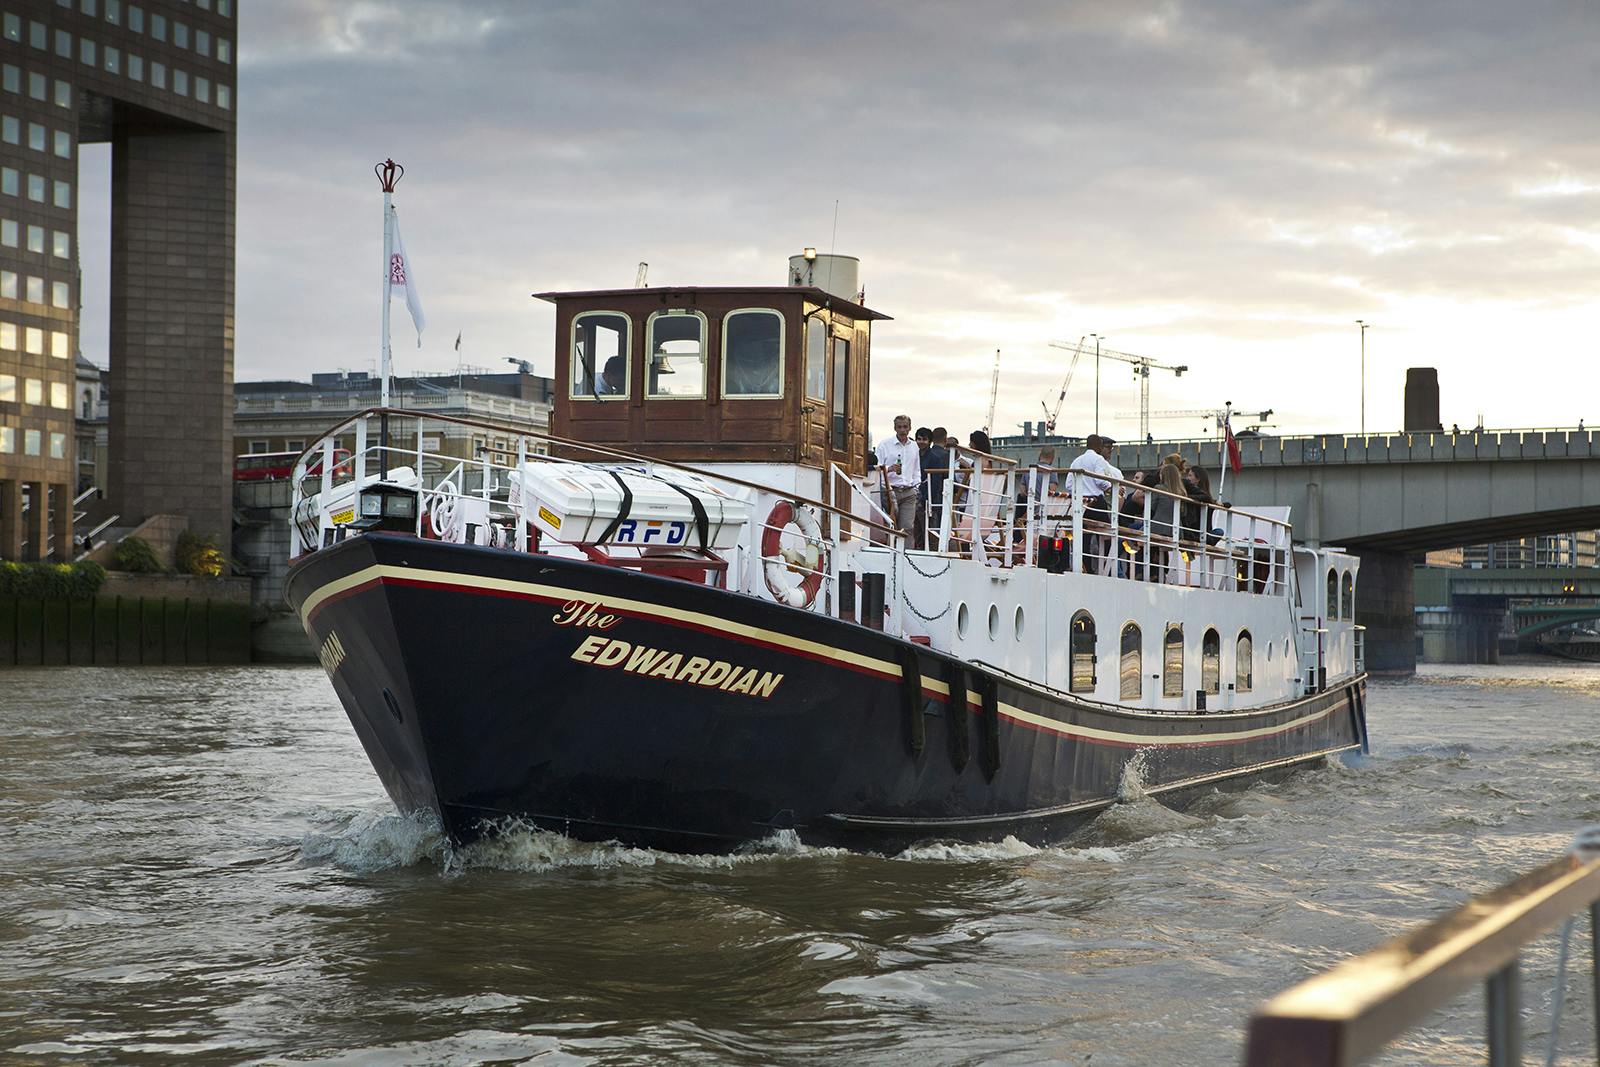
[1116,428,1600,472]
[1243,836,1600,1066]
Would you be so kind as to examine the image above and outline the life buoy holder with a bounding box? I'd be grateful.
[422,480,461,541]
[762,500,827,608]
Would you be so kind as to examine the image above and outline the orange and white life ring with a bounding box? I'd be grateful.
[762,500,827,608]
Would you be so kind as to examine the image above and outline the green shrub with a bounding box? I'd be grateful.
[0,560,107,598]
[175,531,227,578]
[113,536,164,574]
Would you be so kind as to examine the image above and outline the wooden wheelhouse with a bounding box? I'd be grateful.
[535,276,889,477]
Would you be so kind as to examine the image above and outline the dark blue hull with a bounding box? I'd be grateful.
[286,533,1367,853]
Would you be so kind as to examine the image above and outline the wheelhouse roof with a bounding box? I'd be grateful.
[531,285,892,322]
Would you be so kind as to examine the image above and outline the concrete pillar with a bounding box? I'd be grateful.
[22,481,47,562]
[50,482,72,562]
[0,478,20,560]
[1353,547,1416,675]
[1303,482,1322,547]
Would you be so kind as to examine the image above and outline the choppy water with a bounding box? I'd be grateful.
[3,662,1599,1065]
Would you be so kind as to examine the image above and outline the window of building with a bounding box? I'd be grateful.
[80,38,95,66]
[174,68,188,96]
[54,80,70,108]
[150,61,165,89]
[26,225,42,253]
[197,29,210,56]
[721,309,783,398]
[218,38,231,63]
[644,310,707,398]
[23,428,40,455]
[1,116,15,144]
[129,5,143,33]
[247,439,271,454]
[1341,573,1354,619]
[25,276,42,303]
[28,72,45,100]
[104,47,120,74]
[2,15,17,42]
[0,425,14,453]
[804,317,827,400]
[52,231,68,258]
[174,21,188,48]
[105,0,121,24]
[27,122,43,152]
[195,76,209,103]
[219,0,231,16]
[152,13,165,40]
[569,311,629,399]
[80,390,92,417]
[1070,610,1096,693]
[0,325,12,349]
[24,327,41,354]
[1163,624,1184,698]
[0,220,12,246]
[216,85,228,109]
[50,431,65,458]
[53,180,69,209]
[1,64,17,94]
[51,331,66,358]
[50,380,68,409]
[0,373,11,399]
[51,281,68,308]
[1120,622,1142,700]
[830,336,848,450]
[55,29,71,58]
[0,271,14,298]
[25,377,42,404]
[29,20,46,49]
[128,54,142,81]
[53,130,70,158]
[27,174,44,202]
[1201,628,1221,695]
[80,0,96,15]
[1237,630,1253,693]
[1327,568,1339,620]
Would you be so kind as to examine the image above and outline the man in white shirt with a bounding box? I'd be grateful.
[1068,435,1125,572]
[874,415,921,540]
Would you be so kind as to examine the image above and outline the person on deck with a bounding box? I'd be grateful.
[1069,435,1122,572]
[924,426,950,550]
[600,355,626,395]
[875,415,921,541]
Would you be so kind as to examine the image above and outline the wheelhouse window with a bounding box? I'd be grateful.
[570,312,630,400]
[1327,568,1339,620]
[805,315,828,399]
[645,309,706,398]
[1236,630,1253,693]
[722,309,783,398]
[1201,628,1221,694]
[1341,573,1355,619]
[1163,624,1184,698]
[1119,623,1141,700]
[831,337,849,450]
[1069,610,1096,693]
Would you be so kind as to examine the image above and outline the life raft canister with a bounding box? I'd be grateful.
[762,500,827,608]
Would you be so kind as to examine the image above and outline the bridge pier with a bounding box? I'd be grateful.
[1353,548,1417,676]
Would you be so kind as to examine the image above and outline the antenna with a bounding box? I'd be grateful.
[634,262,649,287]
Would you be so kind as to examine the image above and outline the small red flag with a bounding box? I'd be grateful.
[1224,414,1243,474]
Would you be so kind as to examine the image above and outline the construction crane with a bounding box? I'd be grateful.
[1050,338,1187,440]
[1039,335,1085,434]
[634,261,649,287]
[1124,407,1276,432]
[984,349,1001,434]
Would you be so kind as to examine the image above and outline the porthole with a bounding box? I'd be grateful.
[1266,641,1274,662]
[956,602,969,638]
[988,603,1000,641]
[1014,605,1026,641]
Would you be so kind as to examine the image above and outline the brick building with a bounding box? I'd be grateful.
[0,0,236,560]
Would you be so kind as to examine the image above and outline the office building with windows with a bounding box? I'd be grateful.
[0,0,235,560]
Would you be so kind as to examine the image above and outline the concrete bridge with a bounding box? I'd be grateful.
[1106,428,1600,673]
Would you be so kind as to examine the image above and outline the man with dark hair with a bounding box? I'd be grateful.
[601,355,625,395]
[925,425,950,549]
[913,427,933,548]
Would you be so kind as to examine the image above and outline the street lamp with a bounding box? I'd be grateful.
[1090,333,1103,434]
[1356,319,1370,436]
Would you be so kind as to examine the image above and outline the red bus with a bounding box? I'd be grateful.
[234,449,351,482]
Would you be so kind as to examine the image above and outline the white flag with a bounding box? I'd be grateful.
[387,207,426,347]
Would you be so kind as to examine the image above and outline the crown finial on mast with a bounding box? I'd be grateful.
[374,158,404,192]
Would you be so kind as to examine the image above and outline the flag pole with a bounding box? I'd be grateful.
[375,159,403,460]
[1218,400,1233,499]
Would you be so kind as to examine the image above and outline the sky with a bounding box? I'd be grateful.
[78,0,1600,443]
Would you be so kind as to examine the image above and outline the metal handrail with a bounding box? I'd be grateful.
[1244,843,1600,1066]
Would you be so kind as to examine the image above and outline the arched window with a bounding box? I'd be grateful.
[1327,568,1340,620]
[722,309,784,398]
[1120,623,1141,700]
[1236,630,1253,693]
[1341,572,1355,619]
[1070,610,1096,693]
[570,311,630,399]
[645,309,707,398]
[1202,627,1221,694]
[1163,624,1184,698]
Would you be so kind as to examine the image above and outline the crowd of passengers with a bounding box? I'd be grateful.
[871,420,1230,570]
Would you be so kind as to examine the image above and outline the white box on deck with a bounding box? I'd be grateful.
[509,463,750,550]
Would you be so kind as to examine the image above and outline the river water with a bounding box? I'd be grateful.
[3,661,1598,1065]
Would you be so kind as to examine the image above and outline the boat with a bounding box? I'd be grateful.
[284,251,1368,853]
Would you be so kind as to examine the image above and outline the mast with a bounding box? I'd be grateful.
[375,158,404,454]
